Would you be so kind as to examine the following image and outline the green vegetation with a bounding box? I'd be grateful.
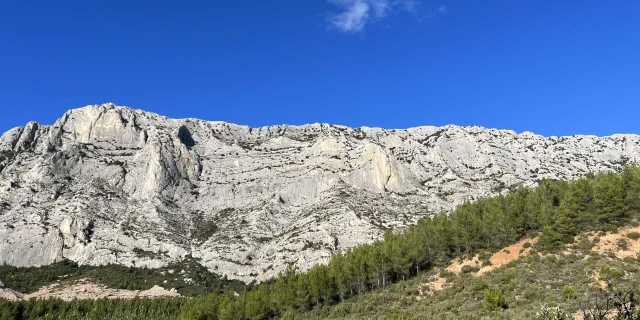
[0,258,247,297]
[298,234,640,319]
[617,237,630,250]
[192,220,220,244]
[627,231,640,240]
[1,166,640,319]
[484,287,508,311]
[561,285,576,300]
[0,298,185,320]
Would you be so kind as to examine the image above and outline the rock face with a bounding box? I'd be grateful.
[0,280,24,301]
[1,103,639,282]
[22,282,180,301]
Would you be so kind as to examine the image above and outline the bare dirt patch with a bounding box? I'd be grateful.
[478,237,538,275]
[417,237,538,299]
[447,256,481,275]
[591,271,607,290]
[446,237,538,277]
[589,226,640,259]
[417,271,449,300]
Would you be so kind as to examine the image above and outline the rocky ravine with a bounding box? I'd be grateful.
[0,103,638,282]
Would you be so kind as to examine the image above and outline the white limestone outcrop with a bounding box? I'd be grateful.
[1,103,638,282]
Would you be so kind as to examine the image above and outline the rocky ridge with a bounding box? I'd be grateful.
[0,103,638,282]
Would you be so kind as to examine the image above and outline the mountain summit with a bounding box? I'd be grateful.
[0,103,638,282]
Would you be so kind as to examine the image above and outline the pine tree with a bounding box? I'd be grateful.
[594,172,629,228]
[329,252,350,301]
[559,176,594,229]
[622,165,640,216]
[244,284,272,320]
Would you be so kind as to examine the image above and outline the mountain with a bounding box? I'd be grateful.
[0,103,639,282]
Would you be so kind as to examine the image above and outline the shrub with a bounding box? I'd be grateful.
[461,265,480,274]
[479,252,493,267]
[484,288,508,311]
[575,237,594,252]
[536,305,571,320]
[561,285,576,300]
[192,220,219,243]
[439,269,456,281]
[523,242,532,249]
[600,264,623,283]
[627,231,640,240]
[617,238,630,251]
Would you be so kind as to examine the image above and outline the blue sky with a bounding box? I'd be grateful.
[1,1,639,136]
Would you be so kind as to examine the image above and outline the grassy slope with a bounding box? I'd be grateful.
[298,228,640,320]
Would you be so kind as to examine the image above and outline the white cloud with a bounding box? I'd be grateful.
[437,4,447,13]
[402,0,419,13]
[327,0,423,33]
[328,0,370,33]
[370,0,391,17]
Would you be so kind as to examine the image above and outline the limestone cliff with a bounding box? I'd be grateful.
[0,103,638,282]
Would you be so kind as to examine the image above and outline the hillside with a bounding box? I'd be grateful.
[299,227,640,319]
[2,167,640,319]
[6,227,640,319]
[1,103,640,282]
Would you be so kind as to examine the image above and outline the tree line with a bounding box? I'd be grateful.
[179,166,640,319]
